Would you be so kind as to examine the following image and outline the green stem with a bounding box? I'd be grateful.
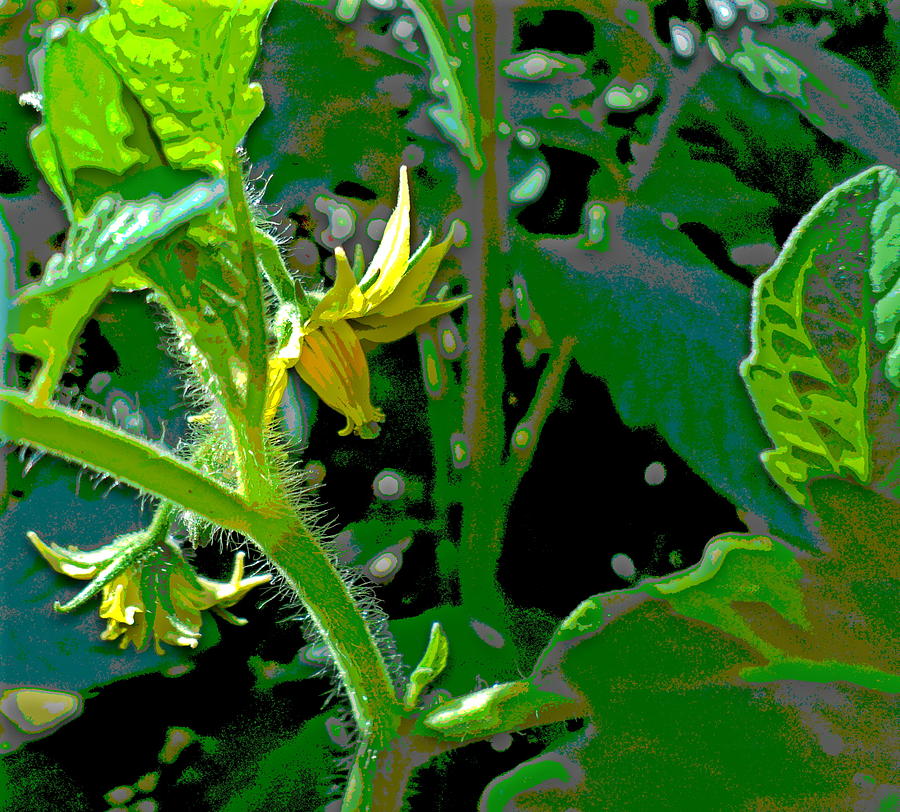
[457,0,511,615]
[249,499,402,812]
[225,154,270,490]
[356,686,588,809]
[0,389,253,534]
[506,336,576,485]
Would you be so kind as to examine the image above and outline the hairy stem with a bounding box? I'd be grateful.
[251,498,402,812]
[0,390,252,534]
[225,154,270,491]
[357,688,588,811]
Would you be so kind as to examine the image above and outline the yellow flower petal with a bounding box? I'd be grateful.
[99,580,142,625]
[27,531,115,579]
[310,246,369,324]
[294,321,385,437]
[357,166,411,309]
[352,296,470,344]
[374,223,459,318]
[263,359,290,425]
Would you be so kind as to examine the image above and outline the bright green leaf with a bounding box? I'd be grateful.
[86,0,276,175]
[41,21,148,190]
[402,621,449,710]
[741,165,900,506]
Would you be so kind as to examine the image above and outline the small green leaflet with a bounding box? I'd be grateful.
[740,165,900,505]
[402,621,448,710]
[7,178,226,405]
[36,179,227,297]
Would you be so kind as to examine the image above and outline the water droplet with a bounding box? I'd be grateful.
[368,552,400,578]
[515,128,539,148]
[441,329,456,354]
[707,0,737,27]
[644,461,666,485]
[511,424,533,451]
[670,22,695,58]
[159,727,193,764]
[88,372,111,393]
[611,553,636,578]
[470,619,505,648]
[456,13,471,32]
[373,469,405,499]
[429,105,471,151]
[604,83,650,111]
[707,32,727,62]
[450,432,470,468]
[509,162,549,204]
[315,195,357,244]
[1,688,81,734]
[748,1,769,21]
[584,203,607,244]
[105,786,135,806]
[485,732,511,753]
[391,15,416,40]
[512,275,533,324]
[419,332,446,398]
[366,218,387,241]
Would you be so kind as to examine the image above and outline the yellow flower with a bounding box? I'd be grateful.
[29,531,270,654]
[265,165,469,438]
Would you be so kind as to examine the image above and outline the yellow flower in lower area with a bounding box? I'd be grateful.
[265,165,469,437]
[29,531,270,654]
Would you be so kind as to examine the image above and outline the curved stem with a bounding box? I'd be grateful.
[405,0,483,171]
[0,389,253,534]
[506,335,576,485]
[251,500,402,812]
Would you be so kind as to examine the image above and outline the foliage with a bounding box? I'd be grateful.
[1,0,898,809]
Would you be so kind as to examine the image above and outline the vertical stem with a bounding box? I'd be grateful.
[457,0,512,615]
[225,155,269,489]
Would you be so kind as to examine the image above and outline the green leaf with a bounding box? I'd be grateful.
[41,179,227,298]
[740,165,900,506]
[402,621,449,711]
[40,20,148,191]
[7,274,112,405]
[7,179,227,404]
[27,125,72,215]
[137,205,269,440]
[85,0,275,176]
[520,528,899,808]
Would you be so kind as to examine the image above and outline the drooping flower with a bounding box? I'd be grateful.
[265,165,469,438]
[29,531,270,654]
